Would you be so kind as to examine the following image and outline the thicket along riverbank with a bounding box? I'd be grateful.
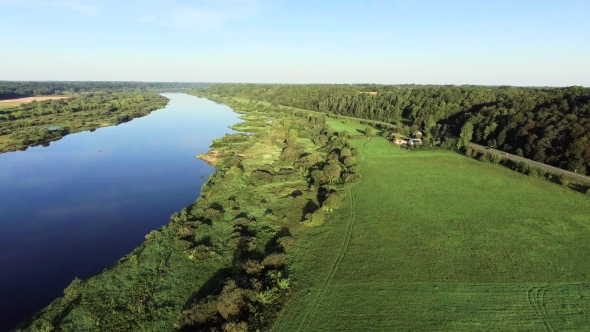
[17,96,363,331]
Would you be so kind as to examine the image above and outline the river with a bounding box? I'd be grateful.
[0,93,239,331]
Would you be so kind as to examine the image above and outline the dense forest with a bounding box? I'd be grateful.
[0,91,168,153]
[0,81,210,100]
[203,84,590,175]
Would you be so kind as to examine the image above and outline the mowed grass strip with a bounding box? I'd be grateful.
[325,117,368,136]
[274,137,590,331]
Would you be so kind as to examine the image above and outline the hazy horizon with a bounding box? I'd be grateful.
[1,0,588,86]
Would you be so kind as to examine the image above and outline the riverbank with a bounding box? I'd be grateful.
[1,94,235,332]
[17,95,361,331]
[196,149,220,166]
[0,91,168,154]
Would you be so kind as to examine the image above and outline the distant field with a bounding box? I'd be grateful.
[273,137,590,331]
[0,95,72,111]
[0,104,17,110]
[0,95,72,104]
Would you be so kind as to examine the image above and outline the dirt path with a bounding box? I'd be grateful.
[469,143,590,185]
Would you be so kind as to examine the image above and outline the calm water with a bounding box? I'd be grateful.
[0,93,239,331]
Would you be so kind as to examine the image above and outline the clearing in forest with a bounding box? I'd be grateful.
[273,137,590,331]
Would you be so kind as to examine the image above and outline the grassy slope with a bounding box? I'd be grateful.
[273,133,590,331]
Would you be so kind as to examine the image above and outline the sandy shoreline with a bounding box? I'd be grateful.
[196,149,219,166]
[0,95,72,103]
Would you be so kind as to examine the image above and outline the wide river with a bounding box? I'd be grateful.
[0,93,239,331]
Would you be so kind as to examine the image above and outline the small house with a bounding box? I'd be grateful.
[413,131,423,138]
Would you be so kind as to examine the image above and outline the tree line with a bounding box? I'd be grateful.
[0,91,168,153]
[201,84,590,175]
[0,81,211,100]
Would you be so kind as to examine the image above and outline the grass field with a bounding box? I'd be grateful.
[0,102,20,110]
[272,135,590,331]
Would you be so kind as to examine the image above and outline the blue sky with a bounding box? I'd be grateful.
[0,0,588,85]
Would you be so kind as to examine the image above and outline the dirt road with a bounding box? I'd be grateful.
[469,142,590,185]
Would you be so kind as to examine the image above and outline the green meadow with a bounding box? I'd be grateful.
[273,135,590,331]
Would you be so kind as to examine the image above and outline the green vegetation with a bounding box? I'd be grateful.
[18,97,361,331]
[0,91,168,153]
[17,88,590,331]
[0,81,210,100]
[272,137,590,331]
[205,84,590,176]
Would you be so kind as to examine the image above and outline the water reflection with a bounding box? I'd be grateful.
[0,93,238,331]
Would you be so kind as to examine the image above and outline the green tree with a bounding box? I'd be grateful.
[364,126,373,137]
[340,147,352,157]
[323,164,342,183]
[457,121,474,149]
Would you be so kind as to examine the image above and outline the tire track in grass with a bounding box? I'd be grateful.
[527,286,554,332]
[296,139,370,332]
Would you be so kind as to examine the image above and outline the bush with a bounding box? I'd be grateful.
[491,154,502,164]
[343,156,357,167]
[477,153,489,162]
[178,297,218,327]
[559,175,569,187]
[243,260,264,275]
[277,236,295,250]
[262,253,287,268]
[323,193,341,208]
[340,147,352,157]
[223,321,248,332]
[217,281,247,320]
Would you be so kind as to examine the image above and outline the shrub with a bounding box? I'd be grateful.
[178,297,218,327]
[559,175,569,187]
[217,281,247,320]
[323,163,342,183]
[277,236,295,251]
[223,321,248,332]
[477,153,489,162]
[491,154,502,164]
[243,260,264,275]
[178,226,194,238]
[311,169,327,186]
[364,126,373,137]
[343,156,357,167]
[188,245,213,261]
[203,207,224,222]
[323,193,341,208]
[262,253,287,268]
[340,147,352,157]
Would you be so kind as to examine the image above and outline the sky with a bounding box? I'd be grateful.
[0,0,588,86]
